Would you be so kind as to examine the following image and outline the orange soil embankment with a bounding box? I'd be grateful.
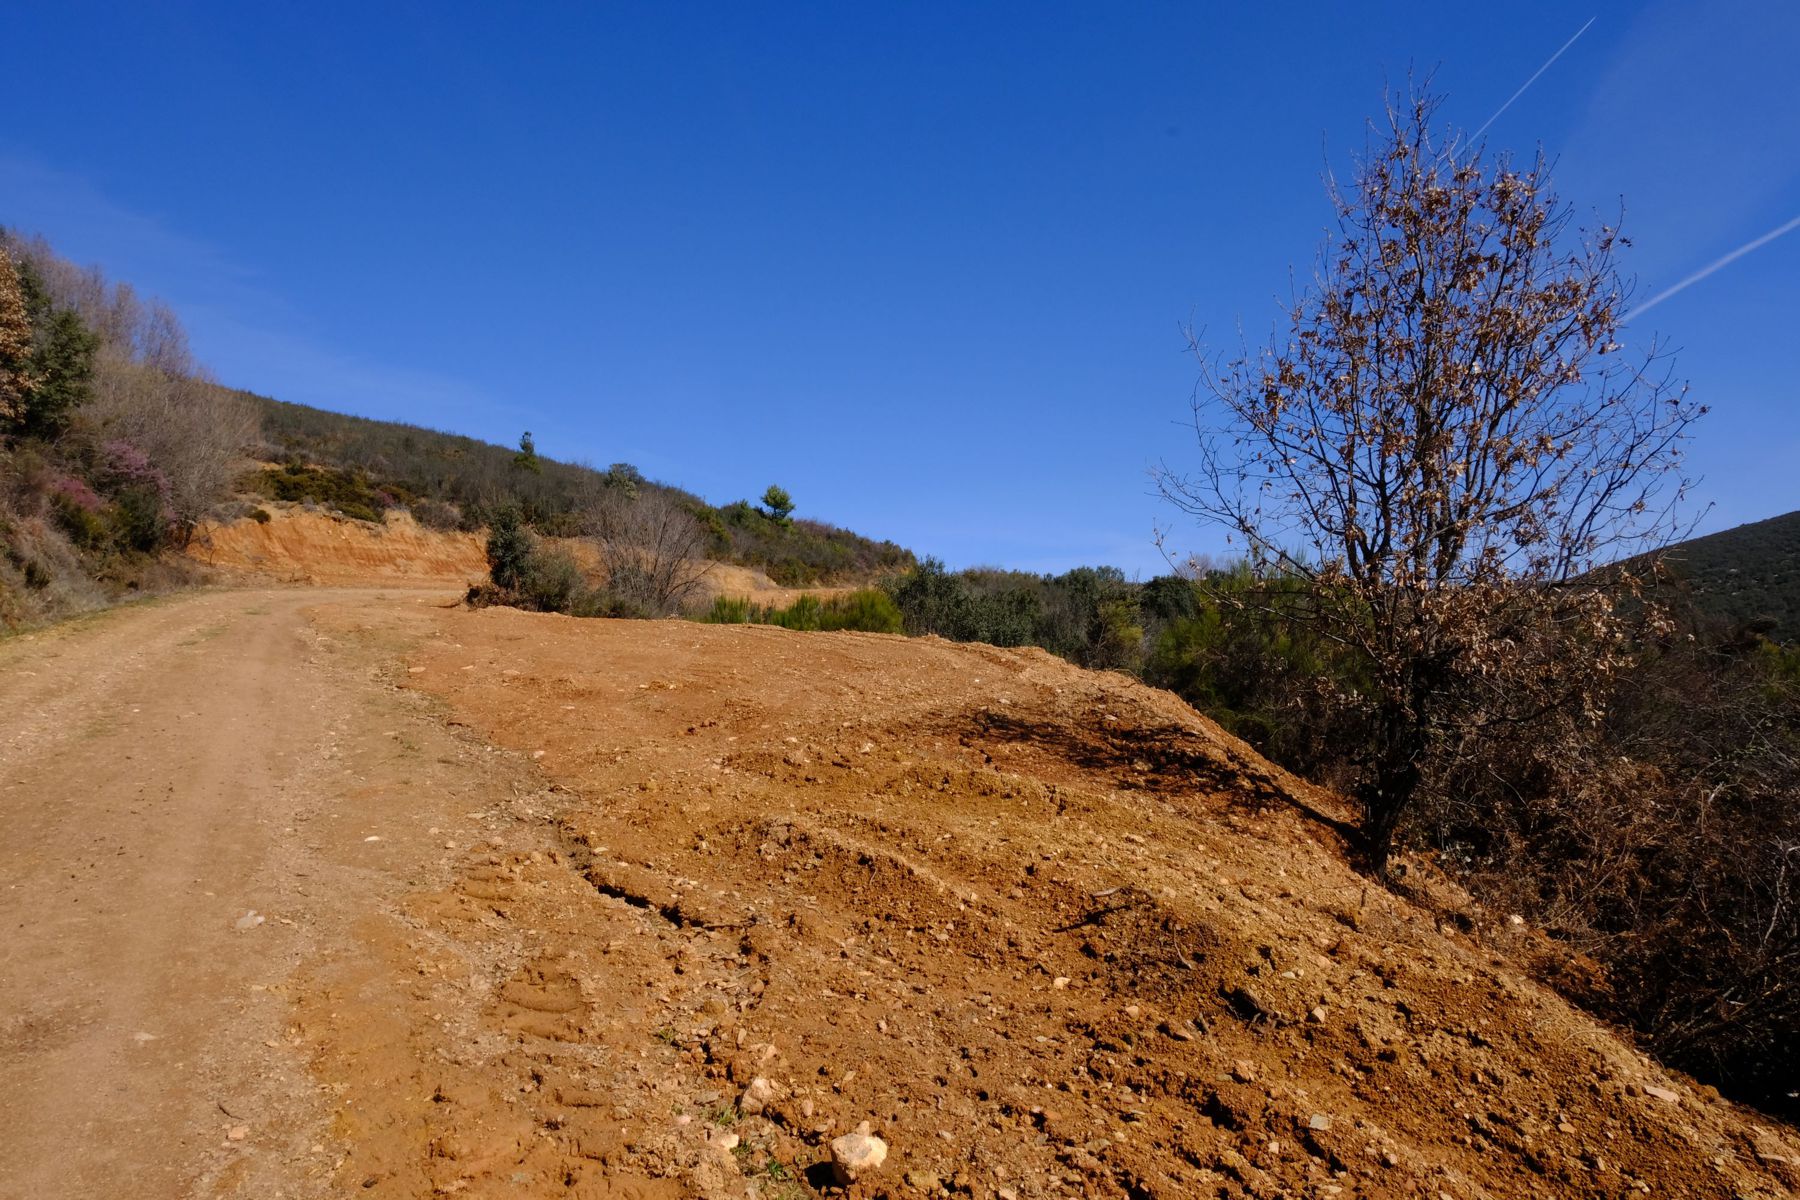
[189,506,486,585]
[189,506,843,601]
[293,602,1800,1200]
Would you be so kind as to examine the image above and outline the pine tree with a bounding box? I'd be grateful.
[760,484,794,523]
[20,306,97,440]
[0,252,97,440]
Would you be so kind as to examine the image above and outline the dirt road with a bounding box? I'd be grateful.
[2,589,1797,1200]
[0,587,524,1199]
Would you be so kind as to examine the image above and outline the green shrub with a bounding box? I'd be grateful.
[484,505,533,592]
[53,500,107,551]
[820,588,903,633]
[520,547,586,614]
[695,588,902,634]
[111,486,168,553]
[249,506,272,524]
[705,595,751,624]
[408,498,459,530]
[245,461,389,522]
[769,594,823,630]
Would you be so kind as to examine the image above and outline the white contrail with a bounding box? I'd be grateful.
[1625,212,1800,322]
[1469,16,1598,144]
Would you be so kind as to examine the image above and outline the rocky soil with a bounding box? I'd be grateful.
[312,602,1800,1200]
[3,589,1796,1199]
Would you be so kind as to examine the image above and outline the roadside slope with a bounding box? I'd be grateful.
[186,507,487,585]
[187,507,843,603]
[313,603,1800,1200]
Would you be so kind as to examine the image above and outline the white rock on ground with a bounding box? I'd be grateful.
[830,1124,889,1185]
[739,1075,778,1115]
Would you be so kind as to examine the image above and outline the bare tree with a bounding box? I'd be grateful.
[588,488,709,616]
[84,352,259,540]
[1155,89,1705,872]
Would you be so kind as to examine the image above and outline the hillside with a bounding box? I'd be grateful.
[1659,510,1800,641]
[245,392,915,587]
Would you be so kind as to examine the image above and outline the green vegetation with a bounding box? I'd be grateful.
[469,508,646,619]
[4,254,98,443]
[758,484,794,524]
[245,461,392,523]
[700,588,902,633]
[708,499,911,586]
[2,230,255,629]
[886,559,1143,670]
[1653,510,1800,642]
[246,393,912,584]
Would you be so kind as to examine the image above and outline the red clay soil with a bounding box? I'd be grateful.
[291,602,1800,1200]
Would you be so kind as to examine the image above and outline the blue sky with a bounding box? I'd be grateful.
[3,1,1795,575]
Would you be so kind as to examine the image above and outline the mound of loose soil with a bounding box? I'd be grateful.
[300,604,1800,1200]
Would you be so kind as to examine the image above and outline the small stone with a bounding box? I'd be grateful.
[1508,914,1525,927]
[1382,1151,1399,1167]
[998,1189,1018,1200]
[1053,977,1070,990]
[1558,1122,1576,1134]
[1123,1004,1141,1019]
[1308,1006,1328,1023]
[1308,1113,1332,1132]
[227,1125,249,1141]
[1643,1085,1680,1104]
[830,1128,889,1184]
[1231,1060,1258,1084]
[740,1076,778,1115]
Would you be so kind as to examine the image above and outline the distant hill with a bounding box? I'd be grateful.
[239,392,915,587]
[1658,510,1800,641]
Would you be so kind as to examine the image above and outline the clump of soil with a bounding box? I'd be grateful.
[304,603,1800,1199]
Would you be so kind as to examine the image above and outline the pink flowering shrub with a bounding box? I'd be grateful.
[50,475,103,513]
[100,440,171,502]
